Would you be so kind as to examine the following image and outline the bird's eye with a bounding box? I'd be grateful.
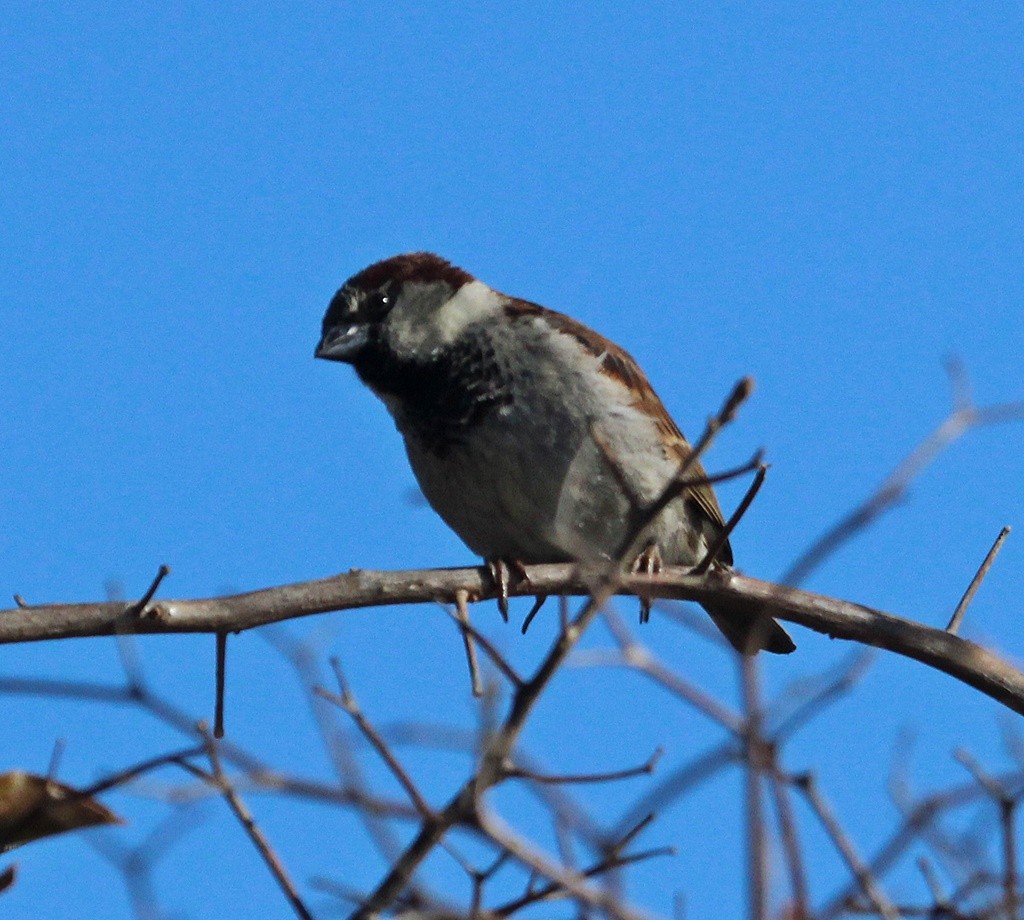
[364,290,392,320]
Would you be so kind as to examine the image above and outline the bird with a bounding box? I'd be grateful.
[315,252,794,654]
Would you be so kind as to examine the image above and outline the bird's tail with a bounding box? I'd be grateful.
[702,603,795,655]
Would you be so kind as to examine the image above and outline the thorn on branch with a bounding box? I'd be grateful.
[214,632,228,739]
[46,738,66,780]
[128,565,171,617]
[946,526,1011,635]
[444,606,525,688]
[12,594,28,609]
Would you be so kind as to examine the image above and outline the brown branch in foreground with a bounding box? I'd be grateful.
[6,563,1024,717]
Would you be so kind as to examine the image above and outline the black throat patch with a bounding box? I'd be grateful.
[352,328,513,455]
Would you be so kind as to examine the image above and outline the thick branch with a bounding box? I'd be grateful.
[3,564,1024,716]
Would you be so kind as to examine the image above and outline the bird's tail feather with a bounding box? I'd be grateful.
[702,604,795,655]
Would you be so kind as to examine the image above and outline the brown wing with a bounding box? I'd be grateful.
[505,298,732,563]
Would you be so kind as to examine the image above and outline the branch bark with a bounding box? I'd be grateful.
[3,563,1024,715]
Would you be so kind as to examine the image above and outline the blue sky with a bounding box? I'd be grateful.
[2,3,1023,917]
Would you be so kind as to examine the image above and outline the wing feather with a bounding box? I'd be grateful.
[504,298,731,563]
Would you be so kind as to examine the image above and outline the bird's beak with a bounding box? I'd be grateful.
[315,324,369,362]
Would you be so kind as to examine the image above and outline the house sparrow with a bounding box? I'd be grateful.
[315,252,794,654]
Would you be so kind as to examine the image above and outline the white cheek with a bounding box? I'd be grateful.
[434,281,502,342]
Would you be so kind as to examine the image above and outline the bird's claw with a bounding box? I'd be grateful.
[486,559,530,623]
[521,594,549,634]
[632,543,663,624]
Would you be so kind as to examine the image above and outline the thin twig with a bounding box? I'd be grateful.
[82,745,207,798]
[319,659,434,820]
[476,799,654,920]
[769,650,875,741]
[202,728,315,920]
[693,464,767,574]
[453,591,483,697]
[444,607,525,688]
[947,526,1011,634]
[916,857,950,910]
[953,748,1019,915]
[507,748,662,785]
[741,653,767,920]
[793,772,900,920]
[492,844,673,917]
[783,364,1024,586]
[615,378,757,564]
[46,738,66,780]
[768,768,809,917]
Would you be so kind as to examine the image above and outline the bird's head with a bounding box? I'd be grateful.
[316,252,503,367]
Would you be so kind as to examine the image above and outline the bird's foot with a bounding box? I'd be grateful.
[486,558,530,623]
[631,543,663,624]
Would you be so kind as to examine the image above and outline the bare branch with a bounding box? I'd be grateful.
[318,660,434,820]
[128,564,171,616]
[444,606,524,689]
[6,567,1024,716]
[506,748,662,785]
[783,367,1024,586]
[202,729,315,920]
[792,771,900,920]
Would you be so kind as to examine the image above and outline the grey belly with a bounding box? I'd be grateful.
[403,407,704,566]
